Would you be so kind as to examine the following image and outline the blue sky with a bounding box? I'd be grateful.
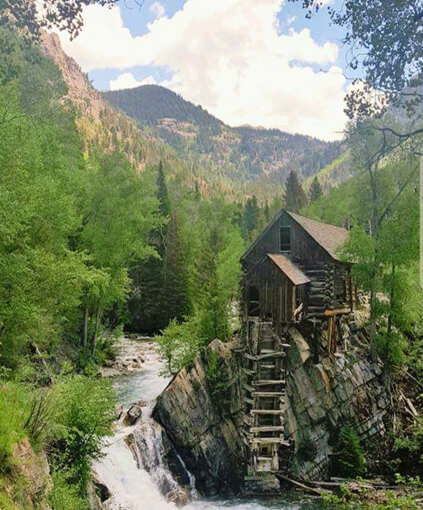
[58,0,353,140]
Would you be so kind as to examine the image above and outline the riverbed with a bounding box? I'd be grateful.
[93,338,319,510]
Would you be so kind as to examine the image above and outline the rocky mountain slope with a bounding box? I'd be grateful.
[104,85,347,184]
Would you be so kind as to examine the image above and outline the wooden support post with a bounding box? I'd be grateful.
[327,317,333,354]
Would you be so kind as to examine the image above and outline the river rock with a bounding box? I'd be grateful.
[166,486,190,507]
[114,404,124,420]
[124,403,143,426]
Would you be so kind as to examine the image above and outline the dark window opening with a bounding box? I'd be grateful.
[248,285,260,316]
[280,226,291,251]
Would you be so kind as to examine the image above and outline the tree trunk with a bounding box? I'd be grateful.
[92,306,101,356]
[387,263,395,336]
[83,305,89,349]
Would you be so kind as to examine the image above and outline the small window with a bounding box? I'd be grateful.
[280,226,291,251]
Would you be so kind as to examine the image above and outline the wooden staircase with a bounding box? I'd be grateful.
[242,320,292,475]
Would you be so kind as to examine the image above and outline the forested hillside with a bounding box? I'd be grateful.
[104,85,346,184]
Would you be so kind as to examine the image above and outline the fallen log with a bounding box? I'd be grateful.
[275,474,330,495]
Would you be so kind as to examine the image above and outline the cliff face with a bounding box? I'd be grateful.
[154,316,392,495]
[153,339,246,496]
[285,322,390,480]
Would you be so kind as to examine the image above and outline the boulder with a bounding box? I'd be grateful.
[166,486,190,507]
[123,404,143,426]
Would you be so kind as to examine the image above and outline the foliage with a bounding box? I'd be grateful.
[283,170,308,212]
[157,316,204,374]
[51,376,115,490]
[309,175,323,202]
[334,426,365,478]
[205,349,229,412]
[289,0,423,123]
[48,470,87,510]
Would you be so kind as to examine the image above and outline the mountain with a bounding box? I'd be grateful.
[104,85,346,184]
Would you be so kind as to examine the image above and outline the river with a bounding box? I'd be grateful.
[93,338,318,510]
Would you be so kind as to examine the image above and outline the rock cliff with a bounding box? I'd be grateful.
[154,315,392,495]
[285,320,390,480]
[153,339,246,496]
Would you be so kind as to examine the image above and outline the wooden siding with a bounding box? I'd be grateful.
[242,210,352,324]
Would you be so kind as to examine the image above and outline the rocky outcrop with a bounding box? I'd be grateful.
[10,438,52,509]
[285,320,390,480]
[153,339,246,496]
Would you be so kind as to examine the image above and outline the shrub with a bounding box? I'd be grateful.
[205,349,229,412]
[0,382,31,473]
[334,426,365,478]
[51,376,115,491]
[48,471,87,510]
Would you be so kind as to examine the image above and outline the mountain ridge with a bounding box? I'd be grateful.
[104,84,347,184]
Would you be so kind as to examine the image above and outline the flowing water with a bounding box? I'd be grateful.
[93,338,318,510]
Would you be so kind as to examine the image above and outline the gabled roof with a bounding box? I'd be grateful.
[241,209,348,262]
[288,211,348,261]
[267,254,310,286]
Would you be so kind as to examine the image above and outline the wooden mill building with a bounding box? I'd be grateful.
[241,208,353,327]
[240,209,354,479]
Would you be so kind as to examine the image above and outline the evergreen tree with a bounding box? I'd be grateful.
[162,212,191,325]
[283,171,308,212]
[309,176,323,202]
[157,160,171,218]
[243,195,259,239]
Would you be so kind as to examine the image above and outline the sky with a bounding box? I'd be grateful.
[57,0,353,141]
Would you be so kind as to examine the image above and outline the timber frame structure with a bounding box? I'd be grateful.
[240,209,354,478]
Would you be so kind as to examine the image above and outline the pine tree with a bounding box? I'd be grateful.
[283,171,308,212]
[128,163,172,333]
[157,160,171,218]
[161,212,191,326]
[309,176,323,202]
[243,195,259,239]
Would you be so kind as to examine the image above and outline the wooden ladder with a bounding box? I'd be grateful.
[242,320,291,475]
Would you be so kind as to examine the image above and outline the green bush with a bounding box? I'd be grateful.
[48,471,87,510]
[51,375,115,491]
[0,382,31,473]
[334,426,365,478]
[205,349,229,412]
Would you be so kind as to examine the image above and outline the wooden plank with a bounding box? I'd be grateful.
[251,409,284,415]
[323,308,350,316]
[252,380,286,386]
[251,437,290,445]
[250,426,285,433]
[253,391,285,397]
[244,352,286,361]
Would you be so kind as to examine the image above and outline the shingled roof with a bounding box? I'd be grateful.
[287,211,348,261]
[267,254,311,285]
[241,208,349,262]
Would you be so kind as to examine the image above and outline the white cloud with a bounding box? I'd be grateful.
[109,73,157,90]
[150,2,165,20]
[57,0,347,140]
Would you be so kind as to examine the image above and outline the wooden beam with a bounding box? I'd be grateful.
[251,437,290,445]
[251,409,284,415]
[250,426,285,433]
[252,380,286,386]
[323,308,350,317]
